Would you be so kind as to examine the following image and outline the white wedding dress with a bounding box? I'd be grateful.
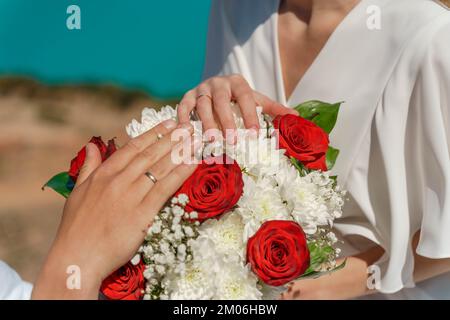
[203,0,450,298]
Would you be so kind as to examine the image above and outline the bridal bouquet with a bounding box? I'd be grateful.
[45,100,346,300]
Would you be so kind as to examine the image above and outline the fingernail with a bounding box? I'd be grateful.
[85,143,95,157]
[205,130,216,142]
[249,126,259,139]
[178,122,193,131]
[162,119,176,129]
[226,130,237,145]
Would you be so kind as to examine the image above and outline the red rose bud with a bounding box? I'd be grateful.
[174,154,244,221]
[68,136,117,182]
[273,114,329,171]
[100,261,145,300]
[106,138,117,159]
[247,220,310,286]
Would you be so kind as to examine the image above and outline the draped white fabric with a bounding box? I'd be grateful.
[0,261,32,300]
[203,0,450,298]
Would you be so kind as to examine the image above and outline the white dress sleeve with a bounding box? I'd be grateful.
[412,20,450,259]
[0,261,33,300]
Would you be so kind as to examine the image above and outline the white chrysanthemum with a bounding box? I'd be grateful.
[191,212,245,262]
[126,105,204,141]
[231,133,289,177]
[165,262,215,300]
[237,175,291,239]
[213,264,262,300]
[277,166,345,234]
[260,284,287,300]
[126,106,177,138]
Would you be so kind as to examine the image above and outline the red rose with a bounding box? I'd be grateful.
[100,261,145,300]
[247,220,310,286]
[273,114,329,171]
[68,136,117,182]
[174,154,244,221]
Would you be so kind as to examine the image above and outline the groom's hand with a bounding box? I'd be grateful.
[32,120,201,299]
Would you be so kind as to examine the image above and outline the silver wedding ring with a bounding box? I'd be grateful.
[145,171,158,184]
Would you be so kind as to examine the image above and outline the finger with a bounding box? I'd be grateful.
[119,123,194,183]
[131,135,202,199]
[253,92,297,117]
[74,143,102,188]
[139,162,198,222]
[196,93,219,141]
[108,119,177,171]
[211,86,236,144]
[178,90,197,123]
[230,78,259,131]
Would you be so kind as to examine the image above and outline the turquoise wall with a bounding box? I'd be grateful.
[0,0,211,98]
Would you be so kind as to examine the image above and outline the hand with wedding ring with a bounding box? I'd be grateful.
[177,74,297,143]
[32,120,200,299]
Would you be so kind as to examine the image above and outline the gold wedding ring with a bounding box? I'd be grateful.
[145,171,158,184]
[197,93,213,101]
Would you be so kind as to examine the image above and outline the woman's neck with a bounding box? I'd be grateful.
[283,0,360,24]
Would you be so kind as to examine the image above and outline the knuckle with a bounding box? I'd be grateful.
[209,77,224,87]
[238,91,255,102]
[213,90,230,103]
[197,83,210,93]
[139,147,157,163]
[126,139,141,153]
[230,73,245,84]
[106,179,121,196]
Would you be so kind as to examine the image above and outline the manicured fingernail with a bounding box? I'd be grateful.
[225,130,237,145]
[178,123,193,131]
[192,136,203,161]
[85,143,95,157]
[249,126,259,139]
[162,119,176,129]
[205,130,216,142]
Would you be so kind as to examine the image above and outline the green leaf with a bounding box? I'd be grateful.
[42,172,73,198]
[303,242,334,274]
[326,146,339,171]
[290,157,310,177]
[294,100,342,134]
[300,259,347,280]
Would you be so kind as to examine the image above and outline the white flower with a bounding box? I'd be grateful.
[213,264,262,300]
[126,106,177,138]
[260,284,287,300]
[192,212,245,262]
[166,262,215,300]
[130,254,141,266]
[233,134,289,177]
[237,175,291,239]
[177,194,189,206]
[278,167,345,234]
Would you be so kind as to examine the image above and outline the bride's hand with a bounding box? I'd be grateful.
[32,120,200,299]
[177,74,296,143]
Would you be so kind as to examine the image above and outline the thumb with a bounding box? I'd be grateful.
[75,143,102,188]
[253,92,298,117]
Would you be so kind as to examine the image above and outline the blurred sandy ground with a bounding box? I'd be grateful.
[0,77,175,282]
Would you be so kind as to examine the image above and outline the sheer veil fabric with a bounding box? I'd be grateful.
[203,0,450,298]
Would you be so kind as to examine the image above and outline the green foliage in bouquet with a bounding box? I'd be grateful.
[294,100,342,170]
[300,241,346,280]
[42,172,74,198]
